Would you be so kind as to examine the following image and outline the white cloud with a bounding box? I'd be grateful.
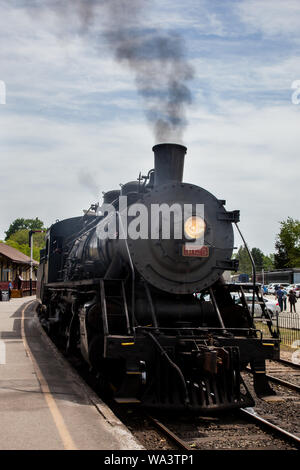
[237,0,300,37]
[0,109,154,238]
[184,100,300,253]
[0,0,300,257]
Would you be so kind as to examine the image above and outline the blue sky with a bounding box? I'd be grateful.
[0,0,300,255]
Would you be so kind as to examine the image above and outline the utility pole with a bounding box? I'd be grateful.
[28,230,44,296]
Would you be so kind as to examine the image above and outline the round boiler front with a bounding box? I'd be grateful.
[125,182,234,294]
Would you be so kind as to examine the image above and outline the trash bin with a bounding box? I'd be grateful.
[0,290,10,301]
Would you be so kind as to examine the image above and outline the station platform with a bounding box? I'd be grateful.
[0,297,143,450]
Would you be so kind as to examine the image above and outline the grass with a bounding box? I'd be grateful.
[255,320,300,349]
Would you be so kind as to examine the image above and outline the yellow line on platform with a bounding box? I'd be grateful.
[21,301,77,450]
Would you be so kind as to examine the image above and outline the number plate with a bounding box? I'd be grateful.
[182,245,209,257]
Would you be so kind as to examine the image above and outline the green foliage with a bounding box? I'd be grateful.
[5,217,44,240]
[263,253,274,271]
[234,246,275,275]
[4,218,46,262]
[274,217,300,268]
[9,229,46,250]
[235,246,252,275]
[5,239,41,262]
[251,247,264,269]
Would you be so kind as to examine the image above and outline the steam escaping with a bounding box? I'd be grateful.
[78,169,100,197]
[35,0,194,143]
[109,29,194,143]
[100,0,194,143]
[101,0,194,144]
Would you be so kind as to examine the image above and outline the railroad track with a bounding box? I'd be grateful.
[246,368,300,393]
[35,303,300,451]
[244,357,300,393]
[240,408,300,449]
[277,358,300,369]
[146,415,191,451]
[147,409,300,451]
[265,374,300,392]
[266,359,300,390]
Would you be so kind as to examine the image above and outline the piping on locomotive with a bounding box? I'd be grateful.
[37,143,280,412]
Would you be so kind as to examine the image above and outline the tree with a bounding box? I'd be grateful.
[263,253,274,271]
[274,240,289,268]
[235,246,252,274]
[5,239,41,262]
[251,247,264,270]
[234,246,273,275]
[5,218,44,240]
[8,229,46,250]
[274,217,300,268]
[3,218,46,262]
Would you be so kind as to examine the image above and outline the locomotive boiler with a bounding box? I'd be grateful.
[37,143,280,412]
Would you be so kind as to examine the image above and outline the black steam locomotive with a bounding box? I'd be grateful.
[37,143,279,412]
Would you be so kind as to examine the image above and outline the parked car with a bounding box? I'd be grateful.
[232,293,280,317]
[290,284,300,298]
[261,285,268,294]
[281,284,300,297]
[286,284,295,293]
[195,292,280,317]
[295,284,300,298]
[268,284,279,295]
[280,283,290,289]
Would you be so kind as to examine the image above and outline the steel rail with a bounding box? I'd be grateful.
[276,358,300,369]
[240,408,300,449]
[35,300,300,450]
[146,415,192,451]
[265,374,300,392]
[149,409,300,451]
[245,367,300,393]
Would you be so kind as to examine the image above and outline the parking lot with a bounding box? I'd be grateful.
[264,294,300,315]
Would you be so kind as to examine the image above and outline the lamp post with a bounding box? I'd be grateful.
[28,230,44,296]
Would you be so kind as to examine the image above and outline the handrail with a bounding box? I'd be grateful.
[234,222,256,316]
[117,212,136,332]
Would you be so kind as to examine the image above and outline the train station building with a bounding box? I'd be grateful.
[0,243,38,295]
[256,268,300,285]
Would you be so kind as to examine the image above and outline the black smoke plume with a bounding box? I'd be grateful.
[100,0,194,142]
[34,0,195,143]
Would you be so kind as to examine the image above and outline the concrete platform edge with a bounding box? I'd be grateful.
[31,300,144,450]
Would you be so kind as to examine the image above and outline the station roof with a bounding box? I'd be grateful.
[0,243,39,266]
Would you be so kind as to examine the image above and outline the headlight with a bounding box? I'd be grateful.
[184,216,206,239]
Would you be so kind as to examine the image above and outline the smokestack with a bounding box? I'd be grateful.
[152,143,187,187]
